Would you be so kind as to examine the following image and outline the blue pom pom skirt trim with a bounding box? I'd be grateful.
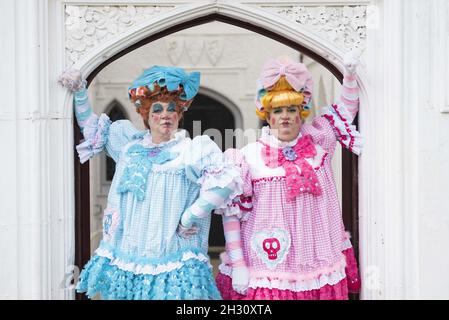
[76,254,221,300]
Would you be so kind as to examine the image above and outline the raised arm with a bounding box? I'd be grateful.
[59,69,104,134]
[339,49,361,123]
[59,69,114,163]
[303,50,363,156]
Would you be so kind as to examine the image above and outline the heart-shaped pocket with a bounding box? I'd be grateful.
[250,228,291,269]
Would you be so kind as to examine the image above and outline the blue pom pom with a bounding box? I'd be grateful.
[76,253,221,300]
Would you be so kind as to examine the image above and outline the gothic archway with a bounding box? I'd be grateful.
[70,6,365,300]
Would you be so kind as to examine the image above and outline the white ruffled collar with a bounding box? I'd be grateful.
[259,126,302,148]
[141,129,186,148]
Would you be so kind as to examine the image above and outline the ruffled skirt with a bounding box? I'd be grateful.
[215,247,360,300]
[76,255,221,300]
[216,273,348,300]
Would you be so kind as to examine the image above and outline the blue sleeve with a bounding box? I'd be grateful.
[180,136,243,227]
[75,115,142,164]
[104,120,142,162]
[73,88,95,133]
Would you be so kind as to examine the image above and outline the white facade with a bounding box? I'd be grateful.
[1,0,449,299]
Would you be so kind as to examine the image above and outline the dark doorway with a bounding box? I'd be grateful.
[105,102,128,182]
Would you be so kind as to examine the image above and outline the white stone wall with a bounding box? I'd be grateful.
[1,0,449,299]
[361,0,449,299]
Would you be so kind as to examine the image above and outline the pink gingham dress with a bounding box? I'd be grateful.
[216,105,362,300]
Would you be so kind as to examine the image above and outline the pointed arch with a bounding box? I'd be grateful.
[104,99,130,122]
[68,4,366,300]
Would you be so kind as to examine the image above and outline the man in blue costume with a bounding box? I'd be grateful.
[59,66,242,300]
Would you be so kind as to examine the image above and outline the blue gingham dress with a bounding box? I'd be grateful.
[76,120,239,300]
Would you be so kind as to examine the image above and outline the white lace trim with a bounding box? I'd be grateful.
[341,231,353,251]
[248,270,345,292]
[96,248,212,275]
[218,262,346,292]
[198,165,243,206]
[215,203,251,222]
[342,237,353,251]
[141,129,186,148]
[259,126,302,148]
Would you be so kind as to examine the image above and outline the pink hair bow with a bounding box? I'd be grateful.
[260,135,322,200]
[261,59,311,92]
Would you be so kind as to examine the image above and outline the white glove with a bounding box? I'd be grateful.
[231,266,250,295]
[176,222,199,239]
[343,48,361,74]
[58,68,86,92]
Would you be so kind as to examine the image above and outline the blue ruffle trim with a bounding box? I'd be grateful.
[98,241,207,266]
[76,255,221,300]
[116,143,179,201]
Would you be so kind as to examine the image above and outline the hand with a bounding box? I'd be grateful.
[58,68,86,92]
[343,48,361,74]
[177,222,199,239]
[231,266,249,295]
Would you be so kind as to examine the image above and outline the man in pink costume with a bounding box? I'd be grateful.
[216,51,363,300]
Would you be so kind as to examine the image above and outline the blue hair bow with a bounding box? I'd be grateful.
[129,66,201,101]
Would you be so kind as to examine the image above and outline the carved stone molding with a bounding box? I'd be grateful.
[205,39,224,66]
[65,4,367,67]
[65,5,175,65]
[260,5,367,52]
[165,37,225,66]
[185,39,204,65]
[166,37,185,65]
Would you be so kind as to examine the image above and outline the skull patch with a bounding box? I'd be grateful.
[263,238,281,260]
[251,228,291,269]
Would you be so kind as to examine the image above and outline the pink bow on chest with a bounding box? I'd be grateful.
[260,135,322,200]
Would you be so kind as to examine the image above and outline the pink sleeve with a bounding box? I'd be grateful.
[222,215,246,267]
[214,148,253,220]
[301,116,338,156]
[302,69,363,156]
[220,148,252,267]
[339,71,359,124]
[223,148,253,198]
